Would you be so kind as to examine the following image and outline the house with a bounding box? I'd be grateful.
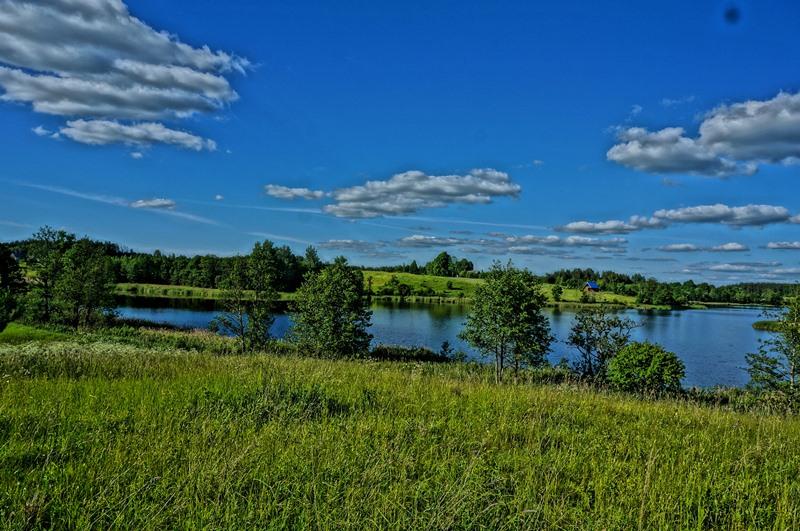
[583,281,600,293]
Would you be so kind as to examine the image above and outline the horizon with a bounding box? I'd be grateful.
[3,0,800,284]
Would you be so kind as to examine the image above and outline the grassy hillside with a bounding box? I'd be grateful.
[0,330,799,527]
[117,272,655,308]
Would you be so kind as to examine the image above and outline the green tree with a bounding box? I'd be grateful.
[607,342,685,395]
[302,245,324,275]
[26,226,75,323]
[426,251,453,277]
[54,239,115,328]
[551,284,563,302]
[0,246,25,333]
[568,307,638,381]
[213,256,253,353]
[291,257,373,358]
[746,294,800,397]
[459,261,553,383]
[248,241,279,350]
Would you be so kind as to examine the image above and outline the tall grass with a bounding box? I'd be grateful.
[1,340,799,528]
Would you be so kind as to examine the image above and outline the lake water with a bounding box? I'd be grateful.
[116,297,771,388]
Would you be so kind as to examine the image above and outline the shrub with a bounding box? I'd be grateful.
[607,341,685,395]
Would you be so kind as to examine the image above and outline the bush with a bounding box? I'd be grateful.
[607,341,685,395]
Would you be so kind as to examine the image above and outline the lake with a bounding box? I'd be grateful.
[116,296,771,388]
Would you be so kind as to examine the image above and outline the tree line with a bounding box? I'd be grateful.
[544,268,792,306]
[358,251,476,278]
[5,233,794,305]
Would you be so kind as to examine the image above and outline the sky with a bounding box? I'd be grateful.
[2,0,800,283]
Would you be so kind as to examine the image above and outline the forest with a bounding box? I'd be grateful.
[4,233,795,307]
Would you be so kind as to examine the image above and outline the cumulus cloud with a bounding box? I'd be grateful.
[557,215,664,234]
[653,204,791,226]
[265,185,326,200]
[214,194,224,201]
[130,151,143,159]
[711,242,749,252]
[0,0,245,148]
[58,120,216,151]
[609,91,800,176]
[130,198,175,209]
[767,241,800,250]
[323,169,520,218]
[658,243,701,252]
[657,242,749,253]
[607,127,755,177]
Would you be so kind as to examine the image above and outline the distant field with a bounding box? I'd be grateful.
[117,273,656,308]
[1,330,799,528]
[363,270,483,298]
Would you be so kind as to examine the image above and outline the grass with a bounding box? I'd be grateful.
[0,323,69,345]
[1,328,800,527]
[753,320,782,332]
[114,283,295,301]
[118,273,665,309]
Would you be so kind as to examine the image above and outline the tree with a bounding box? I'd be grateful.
[607,342,685,395]
[26,226,74,323]
[291,257,372,358]
[302,245,324,275]
[459,261,553,383]
[568,307,638,381]
[213,256,252,353]
[551,284,563,302]
[746,294,800,397]
[0,246,25,333]
[54,239,115,328]
[247,241,279,350]
[426,252,453,277]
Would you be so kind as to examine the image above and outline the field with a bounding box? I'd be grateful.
[1,326,799,528]
[117,272,660,308]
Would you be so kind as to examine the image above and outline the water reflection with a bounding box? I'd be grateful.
[115,296,769,388]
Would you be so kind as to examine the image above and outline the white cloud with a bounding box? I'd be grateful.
[323,168,521,218]
[653,204,791,226]
[130,198,175,209]
[557,215,664,234]
[658,243,701,252]
[710,242,749,252]
[767,241,800,250]
[214,194,224,201]
[265,185,326,200]
[32,125,53,136]
[395,235,465,248]
[58,120,216,151]
[318,239,386,252]
[609,91,800,176]
[16,181,217,225]
[607,127,755,177]
[0,0,246,148]
[660,95,695,107]
[656,242,748,253]
[130,151,143,159]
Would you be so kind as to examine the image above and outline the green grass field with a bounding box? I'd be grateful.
[0,326,799,527]
[117,272,662,308]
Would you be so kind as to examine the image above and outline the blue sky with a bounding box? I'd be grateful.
[2,0,800,283]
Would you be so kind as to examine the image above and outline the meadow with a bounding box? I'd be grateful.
[117,272,664,308]
[1,325,799,528]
